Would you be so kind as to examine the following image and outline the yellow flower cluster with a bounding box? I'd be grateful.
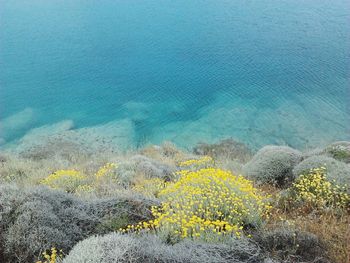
[36,247,63,263]
[40,163,117,193]
[178,156,214,169]
[133,178,168,198]
[43,169,83,181]
[95,162,117,179]
[41,169,86,192]
[292,167,349,208]
[122,168,271,241]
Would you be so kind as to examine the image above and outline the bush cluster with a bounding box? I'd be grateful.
[38,162,119,195]
[40,169,88,193]
[115,155,175,186]
[0,185,98,263]
[293,156,350,193]
[255,227,328,263]
[63,232,263,263]
[0,184,155,263]
[243,146,302,186]
[1,141,348,263]
[122,168,271,242]
[290,168,349,209]
[177,155,215,170]
[132,177,168,198]
[323,141,350,163]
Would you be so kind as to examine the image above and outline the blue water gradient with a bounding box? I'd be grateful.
[0,0,349,149]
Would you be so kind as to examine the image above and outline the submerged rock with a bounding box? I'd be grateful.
[0,108,36,144]
[4,119,136,159]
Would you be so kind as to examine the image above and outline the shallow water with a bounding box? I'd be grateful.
[0,0,349,150]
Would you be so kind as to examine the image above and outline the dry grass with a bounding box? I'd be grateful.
[264,187,350,263]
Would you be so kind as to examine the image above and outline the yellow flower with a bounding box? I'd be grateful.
[178,156,214,169]
[95,163,117,179]
[133,178,167,198]
[292,167,349,209]
[41,169,86,192]
[121,168,270,241]
[37,247,63,263]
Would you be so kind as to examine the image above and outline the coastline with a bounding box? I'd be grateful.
[0,137,349,263]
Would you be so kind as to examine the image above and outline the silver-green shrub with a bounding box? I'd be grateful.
[323,141,350,163]
[0,185,99,263]
[63,232,263,263]
[116,155,175,186]
[0,185,155,263]
[255,227,328,263]
[0,184,25,261]
[292,155,350,193]
[90,196,157,233]
[242,146,302,186]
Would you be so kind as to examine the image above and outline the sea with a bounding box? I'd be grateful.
[0,0,349,151]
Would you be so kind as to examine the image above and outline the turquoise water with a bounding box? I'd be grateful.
[0,0,349,150]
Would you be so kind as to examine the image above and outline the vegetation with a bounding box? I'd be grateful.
[122,167,271,242]
[193,138,253,163]
[36,247,64,263]
[0,139,349,263]
[293,155,350,193]
[323,141,350,163]
[0,185,98,263]
[290,167,349,209]
[62,233,263,263]
[41,169,88,192]
[243,146,302,186]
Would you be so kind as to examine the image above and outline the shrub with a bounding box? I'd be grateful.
[41,169,88,193]
[0,185,98,263]
[63,232,263,263]
[292,156,350,193]
[290,168,349,209]
[178,155,215,170]
[95,163,118,179]
[131,155,174,179]
[132,178,168,198]
[39,163,118,194]
[0,156,32,183]
[323,141,350,163]
[116,155,175,186]
[0,184,25,261]
[140,141,186,163]
[36,247,64,263]
[242,146,302,186]
[255,227,328,263]
[123,168,271,242]
[91,196,157,233]
[193,139,253,163]
[0,184,155,263]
